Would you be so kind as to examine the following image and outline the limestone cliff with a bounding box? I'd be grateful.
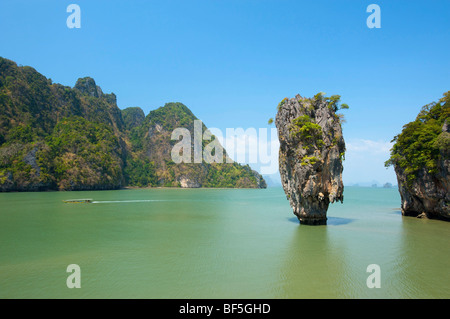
[0,57,266,191]
[135,102,267,188]
[387,92,449,221]
[394,145,449,220]
[275,93,346,225]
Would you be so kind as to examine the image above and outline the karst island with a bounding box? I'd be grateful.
[274,93,348,225]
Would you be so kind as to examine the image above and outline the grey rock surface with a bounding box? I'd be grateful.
[275,94,346,225]
[394,122,449,221]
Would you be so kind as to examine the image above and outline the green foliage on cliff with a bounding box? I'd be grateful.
[148,102,197,132]
[295,92,349,124]
[277,93,348,169]
[385,91,450,185]
[313,92,325,101]
[130,102,264,188]
[277,97,288,110]
[204,162,264,188]
[40,116,124,190]
[0,57,266,191]
[323,94,349,122]
[301,155,320,166]
[289,115,324,148]
[124,158,157,187]
[327,95,341,111]
[122,107,145,131]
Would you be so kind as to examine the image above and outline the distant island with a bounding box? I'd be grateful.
[386,91,449,221]
[0,57,266,191]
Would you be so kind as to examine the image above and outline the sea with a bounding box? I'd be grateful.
[0,186,449,298]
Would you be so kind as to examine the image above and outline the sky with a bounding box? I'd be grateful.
[1,0,449,185]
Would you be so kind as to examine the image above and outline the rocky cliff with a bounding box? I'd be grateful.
[122,107,146,131]
[130,102,267,188]
[386,92,449,221]
[0,57,266,191]
[275,93,347,225]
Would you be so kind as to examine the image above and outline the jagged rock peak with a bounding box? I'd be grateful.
[74,77,117,105]
[275,93,347,225]
[74,77,103,98]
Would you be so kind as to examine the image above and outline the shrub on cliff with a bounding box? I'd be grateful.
[385,91,450,186]
[39,116,124,190]
[0,57,266,190]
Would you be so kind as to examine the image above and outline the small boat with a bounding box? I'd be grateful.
[63,199,93,204]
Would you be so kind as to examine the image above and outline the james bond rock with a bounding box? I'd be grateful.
[275,93,347,225]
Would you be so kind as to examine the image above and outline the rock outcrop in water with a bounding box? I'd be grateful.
[275,93,346,225]
[394,148,449,221]
[386,92,449,221]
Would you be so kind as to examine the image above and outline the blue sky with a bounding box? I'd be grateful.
[1,0,449,185]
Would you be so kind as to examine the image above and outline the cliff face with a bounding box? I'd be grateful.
[0,57,266,191]
[395,150,449,221]
[122,107,145,131]
[387,92,449,221]
[275,94,346,225]
[131,102,267,188]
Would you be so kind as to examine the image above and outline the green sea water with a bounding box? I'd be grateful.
[0,186,449,299]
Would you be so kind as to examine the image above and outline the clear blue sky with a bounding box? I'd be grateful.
[1,0,449,185]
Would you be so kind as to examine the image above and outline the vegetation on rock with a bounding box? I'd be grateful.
[385,91,450,186]
[275,93,347,225]
[0,57,266,191]
[385,91,449,221]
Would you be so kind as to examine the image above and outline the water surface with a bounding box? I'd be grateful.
[0,187,449,298]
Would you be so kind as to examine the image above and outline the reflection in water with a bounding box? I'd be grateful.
[278,224,355,298]
[327,217,355,226]
[287,216,355,226]
[278,202,448,298]
[395,216,450,298]
[1,187,449,298]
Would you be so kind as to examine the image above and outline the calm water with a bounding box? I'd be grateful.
[0,187,449,299]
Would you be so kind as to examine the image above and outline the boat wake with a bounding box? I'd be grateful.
[91,200,172,204]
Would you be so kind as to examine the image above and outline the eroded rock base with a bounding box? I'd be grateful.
[297,216,327,225]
